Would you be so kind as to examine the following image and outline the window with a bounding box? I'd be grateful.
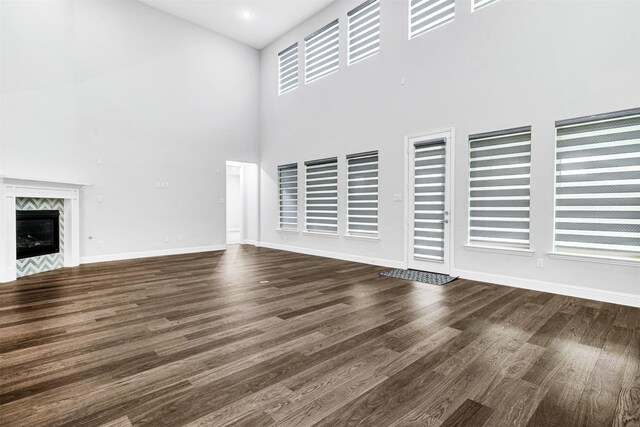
[278,163,298,230]
[409,0,455,39]
[305,157,338,233]
[472,0,499,12]
[554,108,640,260]
[348,0,381,65]
[278,43,299,95]
[468,127,532,249]
[305,19,340,84]
[347,151,379,237]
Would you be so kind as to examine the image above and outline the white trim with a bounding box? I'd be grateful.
[302,230,339,237]
[464,244,535,257]
[257,241,404,269]
[344,233,380,241]
[276,228,299,233]
[548,251,640,268]
[80,245,226,265]
[242,239,259,246]
[453,268,640,308]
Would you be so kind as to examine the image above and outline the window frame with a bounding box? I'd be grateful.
[277,163,299,231]
[305,157,339,234]
[304,19,340,85]
[552,108,640,261]
[467,126,532,251]
[408,0,456,40]
[278,43,299,95]
[346,150,379,238]
[347,0,381,66]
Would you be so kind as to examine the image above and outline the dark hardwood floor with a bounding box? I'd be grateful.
[0,245,638,426]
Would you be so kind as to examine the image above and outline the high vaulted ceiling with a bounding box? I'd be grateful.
[137,0,337,49]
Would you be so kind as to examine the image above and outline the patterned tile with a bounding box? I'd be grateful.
[16,198,65,278]
[380,269,458,286]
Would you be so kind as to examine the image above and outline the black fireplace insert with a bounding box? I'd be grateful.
[16,210,60,259]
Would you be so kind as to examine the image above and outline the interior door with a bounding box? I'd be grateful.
[408,130,452,275]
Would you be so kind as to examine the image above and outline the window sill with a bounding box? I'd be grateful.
[276,228,298,233]
[303,231,339,237]
[464,244,534,257]
[548,251,640,268]
[344,234,379,241]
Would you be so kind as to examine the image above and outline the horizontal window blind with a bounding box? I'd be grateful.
[554,108,640,259]
[472,0,499,12]
[348,0,381,65]
[305,157,338,233]
[278,43,299,95]
[305,19,340,84]
[468,127,532,249]
[278,163,298,230]
[347,151,378,237]
[414,139,446,261]
[409,0,455,39]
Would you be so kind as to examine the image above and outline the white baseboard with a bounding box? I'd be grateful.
[80,245,227,265]
[243,239,259,246]
[453,268,640,308]
[257,241,405,269]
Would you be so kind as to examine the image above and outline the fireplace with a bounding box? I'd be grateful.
[16,210,61,259]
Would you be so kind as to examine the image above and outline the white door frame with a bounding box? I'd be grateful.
[404,127,455,275]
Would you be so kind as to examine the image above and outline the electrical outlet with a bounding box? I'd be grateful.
[178,235,183,242]
[97,195,103,203]
[165,236,170,243]
[536,258,544,268]
[97,240,103,248]
[393,194,402,202]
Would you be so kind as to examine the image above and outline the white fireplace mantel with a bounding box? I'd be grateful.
[0,176,87,283]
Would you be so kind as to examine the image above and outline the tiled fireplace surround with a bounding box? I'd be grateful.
[0,177,84,282]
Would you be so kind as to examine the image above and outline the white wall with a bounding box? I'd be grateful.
[1,0,260,261]
[259,0,640,301]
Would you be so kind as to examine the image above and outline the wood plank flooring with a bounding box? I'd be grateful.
[0,245,638,426]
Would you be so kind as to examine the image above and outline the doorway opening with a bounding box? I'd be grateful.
[225,161,259,246]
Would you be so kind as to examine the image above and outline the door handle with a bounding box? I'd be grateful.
[437,219,449,224]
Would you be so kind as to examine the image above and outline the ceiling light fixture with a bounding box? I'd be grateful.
[241,10,252,20]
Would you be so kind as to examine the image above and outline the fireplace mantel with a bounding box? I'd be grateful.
[0,176,87,283]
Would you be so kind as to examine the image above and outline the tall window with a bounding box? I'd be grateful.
[305,157,338,233]
[278,163,298,230]
[472,0,499,12]
[348,0,381,65]
[347,151,379,237]
[468,127,532,249]
[554,108,640,260]
[278,43,299,95]
[409,0,455,40]
[305,19,340,84]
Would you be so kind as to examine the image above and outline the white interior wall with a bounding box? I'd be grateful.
[258,0,640,303]
[1,0,260,261]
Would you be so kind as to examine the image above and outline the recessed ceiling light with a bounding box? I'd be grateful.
[241,10,252,20]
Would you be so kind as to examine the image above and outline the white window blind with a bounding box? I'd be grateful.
[347,151,378,237]
[348,0,380,65]
[305,19,340,84]
[278,163,298,230]
[409,0,455,39]
[554,108,640,260]
[468,127,532,249]
[305,157,338,233]
[414,139,447,261]
[278,43,299,95]
[472,0,499,12]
